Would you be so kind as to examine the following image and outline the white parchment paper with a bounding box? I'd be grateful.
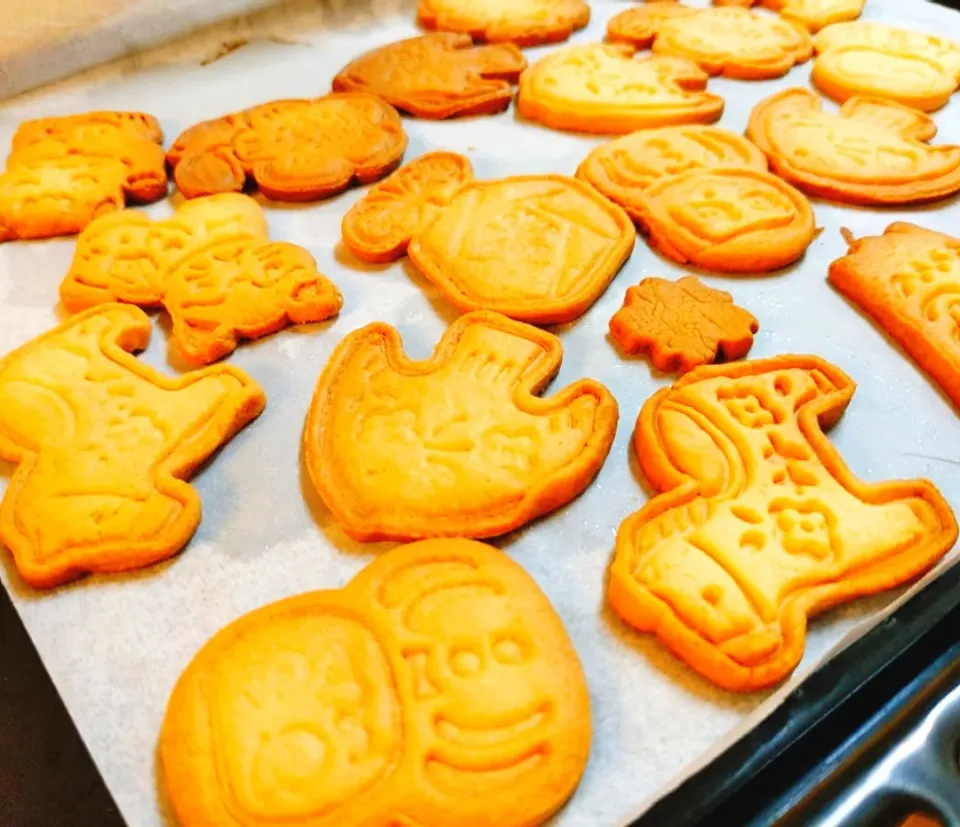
[2,1,960,824]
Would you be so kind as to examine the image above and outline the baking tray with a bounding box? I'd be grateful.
[2,1,960,825]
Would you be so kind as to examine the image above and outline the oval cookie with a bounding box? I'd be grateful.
[576,125,767,222]
[332,33,526,119]
[408,174,636,323]
[417,0,590,47]
[637,167,815,273]
[517,44,724,134]
[747,87,960,205]
[304,312,618,541]
[162,537,592,827]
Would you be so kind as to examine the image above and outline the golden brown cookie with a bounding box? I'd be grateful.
[747,88,960,205]
[610,275,758,372]
[304,312,618,541]
[418,0,590,47]
[0,111,167,241]
[0,304,265,589]
[342,151,474,263]
[332,33,526,119]
[518,44,724,134]
[606,3,700,50]
[813,21,960,111]
[408,174,636,323]
[829,223,960,411]
[162,537,592,827]
[576,125,767,222]
[713,0,864,32]
[636,167,815,273]
[610,356,957,691]
[167,93,407,201]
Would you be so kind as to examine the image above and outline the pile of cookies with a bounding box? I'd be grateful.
[1,0,960,825]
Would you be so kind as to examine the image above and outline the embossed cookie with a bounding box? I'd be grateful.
[610,275,758,373]
[637,167,815,273]
[607,3,700,50]
[333,33,526,119]
[829,223,960,411]
[163,537,591,827]
[408,174,636,323]
[305,312,618,541]
[0,304,265,589]
[0,111,167,241]
[342,151,474,263]
[747,88,960,205]
[610,356,957,691]
[418,0,590,47]
[813,21,960,111]
[714,0,864,32]
[518,44,724,134]
[167,93,407,201]
[576,125,767,222]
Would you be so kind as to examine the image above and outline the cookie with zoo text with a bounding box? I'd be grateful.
[606,4,700,50]
[0,111,167,241]
[408,174,635,323]
[713,0,863,32]
[342,151,474,263]
[167,93,407,201]
[417,0,590,47]
[829,223,960,412]
[637,167,815,273]
[813,21,960,111]
[576,125,767,222]
[304,312,618,542]
[517,44,724,134]
[0,304,265,589]
[610,356,957,691]
[747,88,960,205]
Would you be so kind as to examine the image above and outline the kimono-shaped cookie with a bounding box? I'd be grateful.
[0,111,167,241]
[342,152,474,262]
[161,538,592,827]
[747,88,960,205]
[304,312,618,541]
[812,21,960,111]
[517,44,724,134]
[417,0,590,47]
[333,33,527,119]
[610,356,957,691]
[0,305,265,589]
[713,0,863,33]
[408,174,635,323]
[829,223,960,412]
[167,93,407,201]
[576,125,767,222]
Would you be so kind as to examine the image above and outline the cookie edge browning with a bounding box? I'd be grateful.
[417,0,591,47]
[303,311,619,542]
[0,304,266,589]
[608,355,958,692]
[407,174,636,323]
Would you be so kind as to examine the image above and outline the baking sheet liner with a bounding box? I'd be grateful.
[1,0,960,824]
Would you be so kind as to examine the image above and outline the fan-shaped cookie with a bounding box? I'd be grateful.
[417,0,590,47]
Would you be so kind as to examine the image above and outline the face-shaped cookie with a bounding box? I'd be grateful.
[408,174,635,323]
[304,312,618,541]
[636,167,815,273]
[417,0,590,46]
[747,88,960,205]
[714,0,864,33]
[0,111,167,241]
[813,21,960,111]
[162,537,592,827]
[168,93,407,201]
[0,305,265,589]
[342,151,474,263]
[576,125,767,222]
[517,44,724,134]
[829,223,960,412]
[610,356,957,691]
[332,33,526,119]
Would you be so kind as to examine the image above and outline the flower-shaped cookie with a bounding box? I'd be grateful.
[333,33,526,118]
[747,88,960,204]
[167,93,407,201]
[610,356,957,691]
[304,312,618,541]
[418,0,590,47]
